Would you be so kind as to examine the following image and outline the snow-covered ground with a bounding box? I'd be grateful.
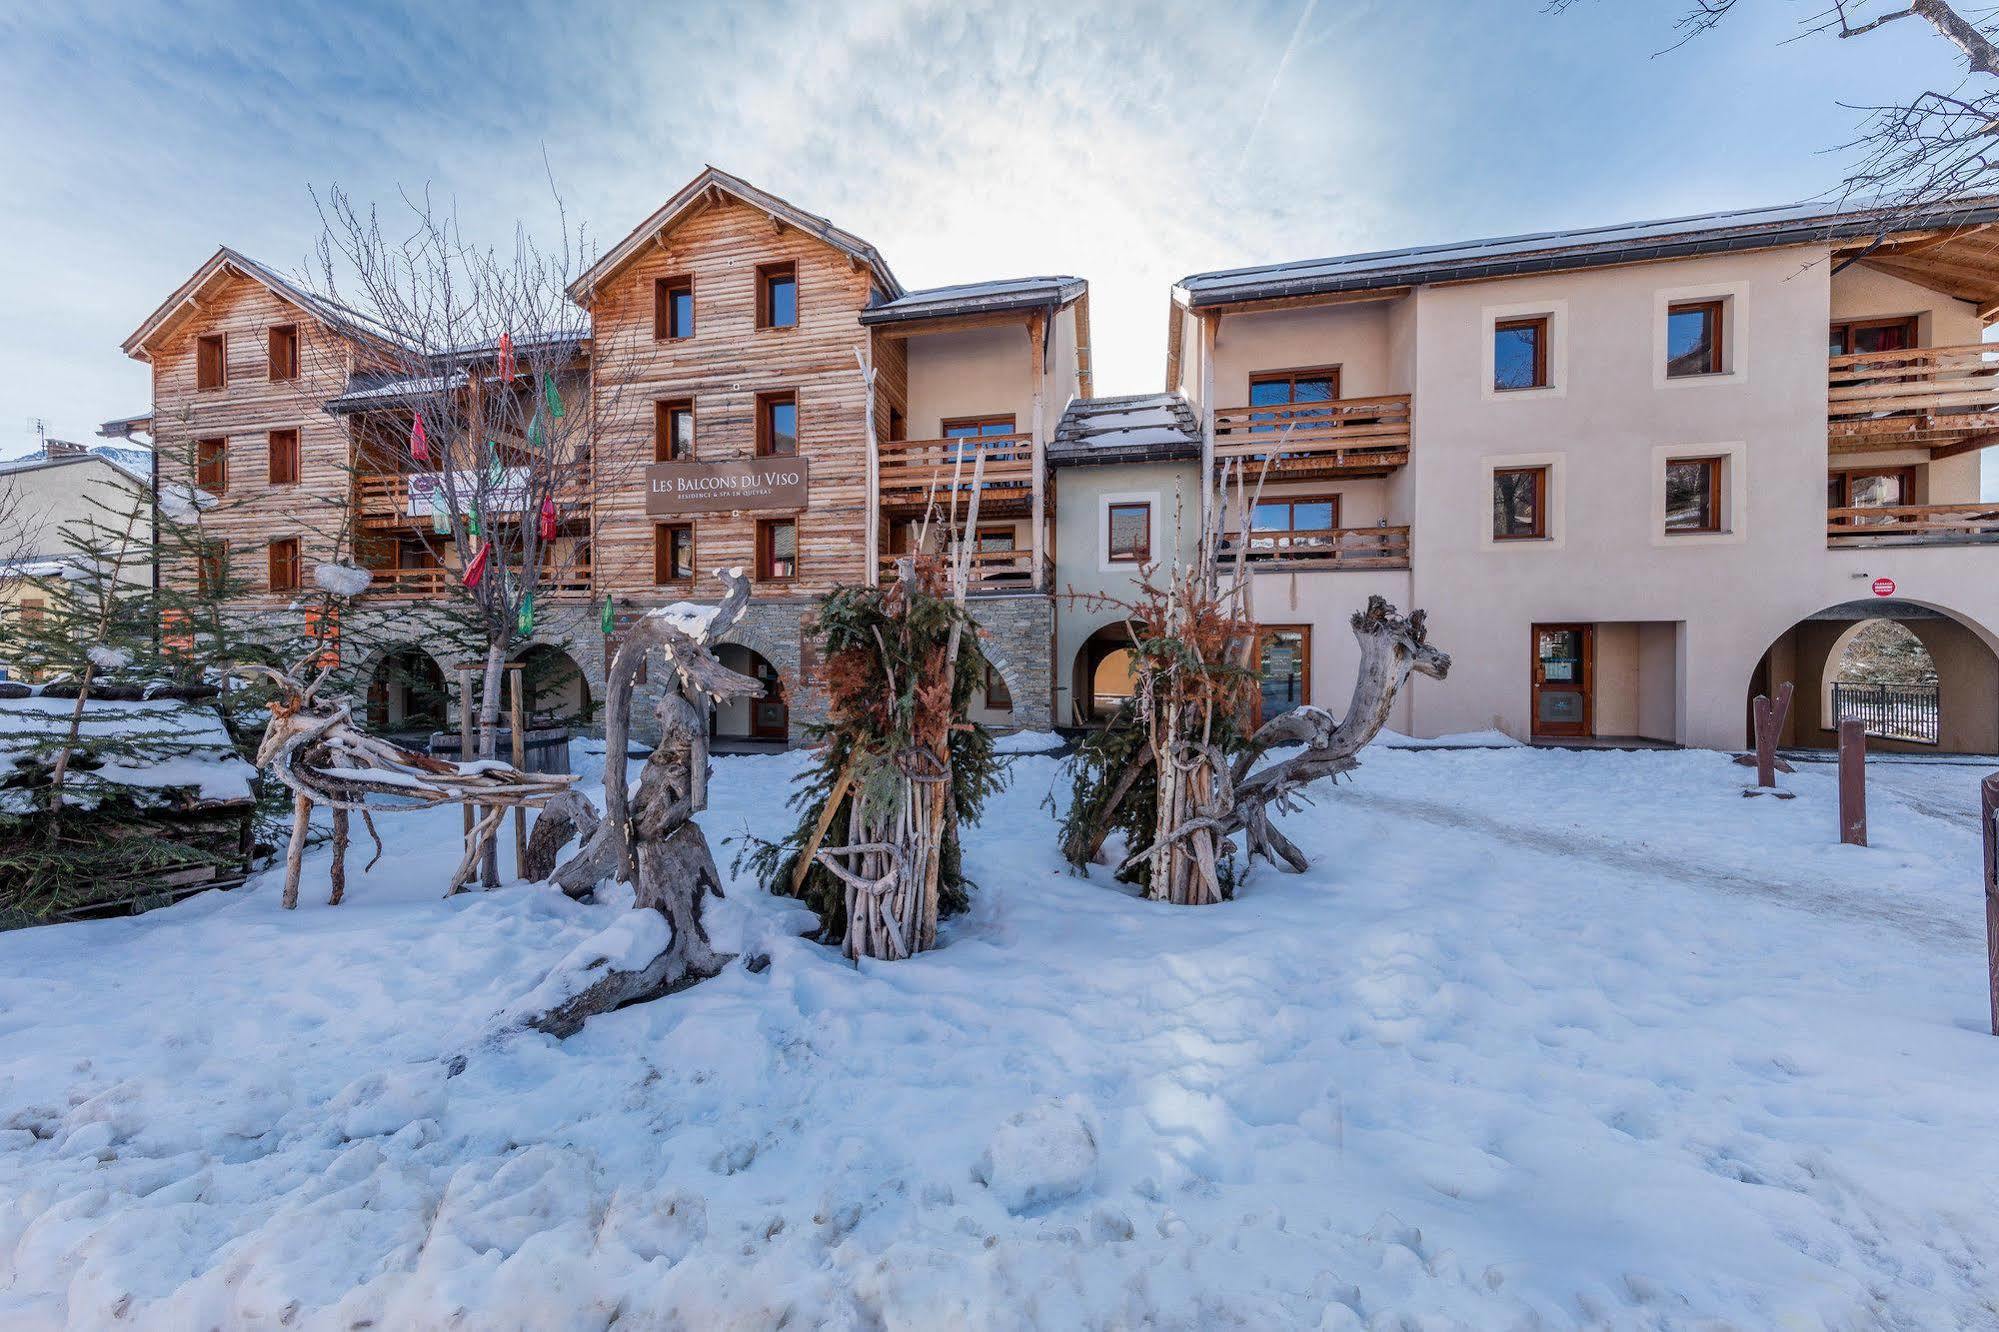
[2,741,1997,1328]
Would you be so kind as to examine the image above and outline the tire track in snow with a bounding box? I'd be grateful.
[1338,789,1977,950]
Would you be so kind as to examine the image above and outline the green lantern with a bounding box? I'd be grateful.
[544,372,565,419]
[600,594,614,635]
[528,415,545,449]
[429,489,450,535]
[467,501,481,538]
[487,442,505,487]
[517,591,535,636]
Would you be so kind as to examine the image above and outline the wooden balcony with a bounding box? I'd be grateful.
[1827,503,1999,547]
[876,548,1047,593]
[1212,395,1411,479]
[1828,344,1999,458]
[366,562,594,598]
[356,471,591,530]
[1219,525,1411,570]
[877,434,1034,511]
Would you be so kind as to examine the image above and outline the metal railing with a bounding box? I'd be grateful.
[1832,680,1939,745]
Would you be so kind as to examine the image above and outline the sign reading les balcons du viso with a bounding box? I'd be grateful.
[644,459,809,515]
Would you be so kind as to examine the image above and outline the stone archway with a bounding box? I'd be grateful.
[971,629,1029,727]
[361,644,449,735]
[1069,617,1144,725]
[1746,597,1999,753]
[517,642,594,726]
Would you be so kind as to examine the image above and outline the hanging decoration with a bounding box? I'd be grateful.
[517,591,535,637]
[487,440,506,487]
[600,594,615,636]
[544,372,565,419]
[429,488,451,536]
[497,332,516,381]
[461,538,492,589]
[528,414,545,450]
[539,496,558,542]
[466,500,481,539]
[410,412,430,462]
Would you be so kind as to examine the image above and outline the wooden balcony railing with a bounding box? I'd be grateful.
[876,547,1045,591]
[1827,502,1999,546]
[1218,524,1411,569]
[356,472,591,527]
[366,562,594,598]
[877,434,1035,508]
[1828,344,1999,456]
[1212,395,1411,478]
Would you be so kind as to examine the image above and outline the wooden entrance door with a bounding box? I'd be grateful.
[1532,624,1593,738]
[749,656,788,739]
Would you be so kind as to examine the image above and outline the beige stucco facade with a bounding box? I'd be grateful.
[0,452,154,675]
[1174,243,1999,752]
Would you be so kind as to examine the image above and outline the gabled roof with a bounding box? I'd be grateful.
[569,165,903,306]
[1050,393,1202,468]
[1174,195,1999,308]
[859,276,1085,325]
[0,445,153,488]
[121,247,400,360]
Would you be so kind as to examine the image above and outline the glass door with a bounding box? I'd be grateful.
[1532,624,1592,738]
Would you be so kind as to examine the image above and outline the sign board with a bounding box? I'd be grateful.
[1871,577,1897,597]
[408,468,531,516]
[646,459,809,516]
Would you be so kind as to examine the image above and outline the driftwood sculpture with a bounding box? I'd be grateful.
[238,653,577,907]
[1060,459,1449,902]
[519,568,763,1034]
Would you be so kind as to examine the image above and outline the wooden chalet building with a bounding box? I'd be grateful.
[125,168,1092,738]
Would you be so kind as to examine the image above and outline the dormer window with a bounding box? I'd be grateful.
[757,262,798,330]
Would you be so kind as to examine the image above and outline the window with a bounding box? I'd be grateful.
[1666,300,1724,377]
[269,324,299,381]
[161,608,193,656]
[943,414,1017,456]
[19,597,43,628]
[196,437,227,491]
[757,391,798,456]
[197,541,226,595]
[655,399,694,462]
[1254,627,1311,724]
[196,333,226,389]
[1493,316,1549,391]
[303,606,340,668]
[975,525,1016,552]
[757,518,797,581]
[654,523,694,583]
[757,261,798,329]
[267,428,300,485]
[1664,456,1724,534]
[1247,367,1338,430]
[984,664,1013,711]
[1828,316,1917,357]
[1250,495,1339,535]
[268,538,300,592]
[1829,466,1915,527]
[1106,502,1151,563]
[1491,466,1548,540]
[654,275,694,340]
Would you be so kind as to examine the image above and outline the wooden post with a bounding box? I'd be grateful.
[1837,718,1867,846]
[283,791,310,910]
[458,668,475,841]
[329,806,348,906]
[1753,681,1794,789]
[509,663,527,877]
[1982,771,1998,1036]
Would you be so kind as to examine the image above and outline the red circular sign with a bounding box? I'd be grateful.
[1871,577,1896,597]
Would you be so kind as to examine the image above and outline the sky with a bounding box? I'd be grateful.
[0,0,1983,491]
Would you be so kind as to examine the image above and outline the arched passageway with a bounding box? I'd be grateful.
[1746,598,1999,753]
[1071,622,1140,724]
[518,644,593,727]
[365,646,448,735]
[713,644,788,741]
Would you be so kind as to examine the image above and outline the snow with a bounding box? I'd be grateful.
[84,646,130,672]
[154,481,216,522]
[2,746,1998,1325]
[312,562,373,597]
[646,600,722,639]
[993,728,1063,753]
[0,695,255,810]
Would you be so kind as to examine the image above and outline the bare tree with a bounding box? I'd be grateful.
[300,179,632,803]
[1552,1,1999,220]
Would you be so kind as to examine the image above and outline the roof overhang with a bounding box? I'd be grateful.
[569,166,902,308]
[121,247,401,362]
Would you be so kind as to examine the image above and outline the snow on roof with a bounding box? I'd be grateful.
[860,276,1085,324]
[1049,393,1202,467]
[1176,194,1999,306]
[0,693,257,813]
[0,444,153,487]
[324,370,468,412]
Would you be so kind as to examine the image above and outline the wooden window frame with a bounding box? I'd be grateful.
[1828,315,1918,356]
[984,663,1013,711]
[653,275,695,341]
[267,428,300,486]
[18,596,44,628]
[268,324,300,381]
[1252,625,1313,720]
[1106,501,1152,564]
[1251,493,1341,533]
[941,414,1017,436]
[1491,465,1548,541]
[196,437,228,492]
[756,517,798,582]
[268,537,300,592]
[1663,455,1725,535]
[1247,365,1341,403]
[653,522,695,585]
[196,332,227,390]
[1493,315,1550,391]
[756,390,799,457]
[1665,299,1726,378]
[197,541,226,596]
[974,524,1017,552]
[756,260,799,331]
[654,398,695,462]
[1828,465,1917,509]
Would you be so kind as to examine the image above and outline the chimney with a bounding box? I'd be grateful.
[44,439,86,458]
